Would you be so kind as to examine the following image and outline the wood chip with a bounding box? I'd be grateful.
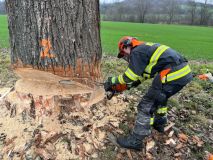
[168,130,174,138]
[0,87,14,101]
[146,140,155,152]
[175,143,184,150]
[164,122,175,132]
[120,148,126,154]
[127,150,133,160]
[91,152,98,158]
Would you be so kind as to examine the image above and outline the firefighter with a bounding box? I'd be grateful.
[104,36,193,151]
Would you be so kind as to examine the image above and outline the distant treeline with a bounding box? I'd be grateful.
[1,0,213,26]
[100,0,213,26]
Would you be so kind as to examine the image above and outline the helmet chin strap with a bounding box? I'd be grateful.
[122,54,130,62]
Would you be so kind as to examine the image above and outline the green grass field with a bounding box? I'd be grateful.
[101,21,213,60]
[0,15,9,48]
[1,15,213,60]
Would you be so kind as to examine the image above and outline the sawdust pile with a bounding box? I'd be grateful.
[0,88,128,159]
[0,68,129,159]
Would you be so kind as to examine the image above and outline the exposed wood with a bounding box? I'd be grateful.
[14,68,93,96]
[4,68,105,120]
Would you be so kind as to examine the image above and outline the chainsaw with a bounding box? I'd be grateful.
[95,82,133,100]
[106,83,129,100]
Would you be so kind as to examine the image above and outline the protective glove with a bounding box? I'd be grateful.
[130,80,141,88]
[104,77,113,92]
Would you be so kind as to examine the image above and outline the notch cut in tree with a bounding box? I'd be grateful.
[6,0,102,79]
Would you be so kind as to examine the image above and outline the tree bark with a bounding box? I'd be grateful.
[5,0,102,80]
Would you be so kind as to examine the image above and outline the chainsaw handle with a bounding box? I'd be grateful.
[106,91,115,100]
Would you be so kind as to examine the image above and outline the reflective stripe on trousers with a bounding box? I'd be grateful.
[161,65,191,83]
[150,107,168,125]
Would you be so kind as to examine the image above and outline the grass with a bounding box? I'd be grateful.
[1,15,213,60]
[101,21,213,60]
[0,15,9,48]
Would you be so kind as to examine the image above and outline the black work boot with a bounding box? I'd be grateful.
[153,116,167,133]
[117,133,145,151]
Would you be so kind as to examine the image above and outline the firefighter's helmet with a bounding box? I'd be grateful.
[117,36,143,58]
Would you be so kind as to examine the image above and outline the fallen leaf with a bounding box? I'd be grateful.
[91,152,98,158]
[116,153,123,160]
[35,148,56,160]
[168,130,174,138]
[146,140,155,152]
[96,130,106,142]
[43,131,64,145]
[165,138,176,147]
[83,143,94,155]
[178,133,188,143]
[192,136,204,147]
[2,143,15,155]
[127,150,133,160]
[146,152,154,160]
[4,136,17,146]
[174,152,182,157]
[175,143,184,150]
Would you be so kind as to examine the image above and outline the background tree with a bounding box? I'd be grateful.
[165,0,179,24]
[133,0,150,23]
[0,1,6,14]
[188,0,197,25]
[5,0,102,80]
[100,0,213,26]
[199,0,211,25]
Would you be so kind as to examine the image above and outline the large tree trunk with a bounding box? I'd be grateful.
[2,3,107,159]
[4,0,104,134]
[5,0,102,79]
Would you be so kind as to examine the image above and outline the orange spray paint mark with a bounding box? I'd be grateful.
[40,39,56,58]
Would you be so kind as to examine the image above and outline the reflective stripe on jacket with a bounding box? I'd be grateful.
[112,42,192,85]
